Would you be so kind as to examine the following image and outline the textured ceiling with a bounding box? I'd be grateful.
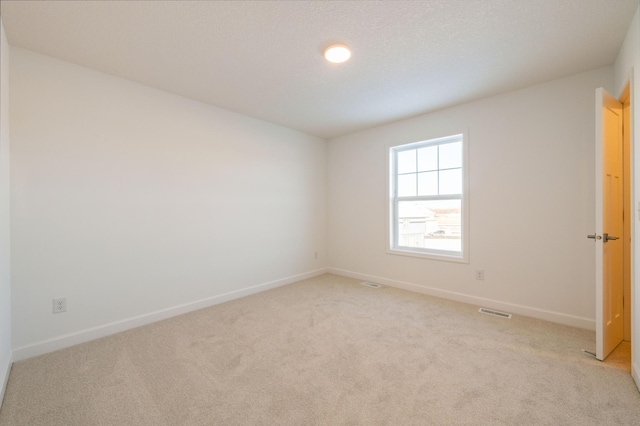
[1,0,637,138]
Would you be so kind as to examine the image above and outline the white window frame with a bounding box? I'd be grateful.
[387,132,469,263]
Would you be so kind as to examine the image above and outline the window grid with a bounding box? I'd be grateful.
[395,142,462,199]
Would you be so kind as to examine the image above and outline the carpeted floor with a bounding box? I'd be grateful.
[1,274,639,425]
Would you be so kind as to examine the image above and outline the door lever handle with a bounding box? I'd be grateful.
[603,233,619,243]
[587,234,602,241]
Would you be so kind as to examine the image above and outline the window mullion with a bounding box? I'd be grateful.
[396,194,461,202]
[436,145,440,196]
[415,149,419,197]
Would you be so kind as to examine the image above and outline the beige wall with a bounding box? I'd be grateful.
[0,19,12,405]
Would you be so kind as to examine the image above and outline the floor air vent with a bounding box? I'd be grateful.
[361,282,382,288]
[479,308,512,319]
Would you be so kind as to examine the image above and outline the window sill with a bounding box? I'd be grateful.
[387,247,469,264]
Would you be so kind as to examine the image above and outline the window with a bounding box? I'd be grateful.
[389,133,468,262]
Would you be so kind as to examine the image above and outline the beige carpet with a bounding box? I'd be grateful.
[1,274,639,425]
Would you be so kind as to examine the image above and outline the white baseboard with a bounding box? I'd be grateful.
[12,268,328,362]
[0,351,12,410]
[328,267,595,330]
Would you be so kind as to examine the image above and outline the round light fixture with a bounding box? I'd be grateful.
[324,44,351,63]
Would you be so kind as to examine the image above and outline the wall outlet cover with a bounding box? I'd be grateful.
[53,298,67,314]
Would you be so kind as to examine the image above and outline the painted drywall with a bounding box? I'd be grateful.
[614,9,639,96]
[9,47,327,356]
[0,19,13,405]
[613,4,640,392]
[327,67,613,329]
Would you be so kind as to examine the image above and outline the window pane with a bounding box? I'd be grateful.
[439,142,462,169]
[417,171,438,196]
[398,174,416,197]
[397,200,461,252]
[397,149,416,174]
[439,168,462,195]
[417,146,437,172]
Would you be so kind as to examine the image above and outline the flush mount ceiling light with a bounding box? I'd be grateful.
[324,44,351,63]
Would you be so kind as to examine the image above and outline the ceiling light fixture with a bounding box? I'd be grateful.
[324,44,351,63]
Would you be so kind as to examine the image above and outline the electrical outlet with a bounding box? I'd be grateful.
[475,270,485,281]
[53,297,66,314]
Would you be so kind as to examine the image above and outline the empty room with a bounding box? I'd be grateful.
[1,1,640,424]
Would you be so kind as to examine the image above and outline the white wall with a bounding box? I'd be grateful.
[614,9,639,96]
[614,5,640,392]
[327,67,613,329]
[0,19,13,406]
[9,47,327,359]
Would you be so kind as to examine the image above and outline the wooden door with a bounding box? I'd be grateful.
[593,87,624,361]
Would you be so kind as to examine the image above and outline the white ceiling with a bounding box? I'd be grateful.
[1,0,637,139]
